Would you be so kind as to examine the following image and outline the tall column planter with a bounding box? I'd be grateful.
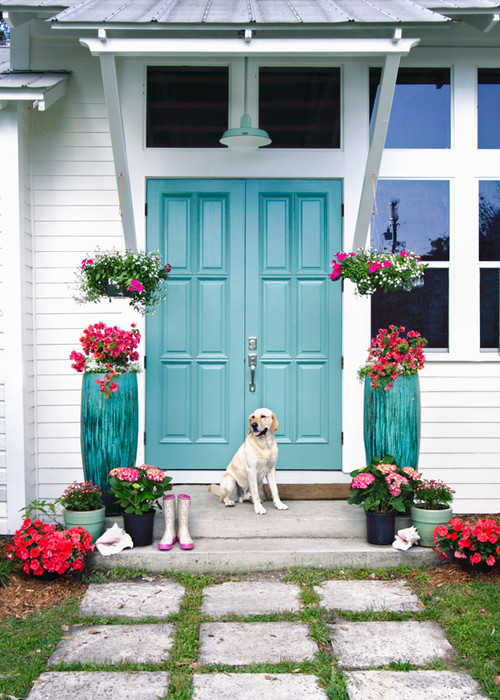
[364,374,421,469]
[80,372,138,514]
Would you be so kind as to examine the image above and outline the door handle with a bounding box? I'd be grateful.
[248,353,257,392]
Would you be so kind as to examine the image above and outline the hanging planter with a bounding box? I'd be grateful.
[74,248,171,315]
[329,248,428,295]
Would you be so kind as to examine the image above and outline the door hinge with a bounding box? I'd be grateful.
[144,355,146,369]
[341,431,344,445]
[144,202,148,216]
[341,202,344,217]
[143,431,146,445]
[341,355,344,369]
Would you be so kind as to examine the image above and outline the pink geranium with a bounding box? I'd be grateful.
[433,517,500,570]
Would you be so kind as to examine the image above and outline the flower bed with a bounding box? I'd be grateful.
[433,517,500,570]
[6,519,94,577]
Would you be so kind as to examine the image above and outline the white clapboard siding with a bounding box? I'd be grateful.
[418,361,500,513]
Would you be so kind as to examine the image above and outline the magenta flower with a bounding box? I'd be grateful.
[351,473,376,490]
[128,279,144,293]
[383,261,392,268]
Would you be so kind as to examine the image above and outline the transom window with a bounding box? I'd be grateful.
[369,67,451,148]
[370,180,450,349]
[259,67,341,148]
[146,66,229,148]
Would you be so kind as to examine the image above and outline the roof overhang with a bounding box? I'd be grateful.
[80,35,420,58]
[0,70,69,109]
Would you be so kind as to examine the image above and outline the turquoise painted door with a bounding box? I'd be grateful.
[146,180,342,471]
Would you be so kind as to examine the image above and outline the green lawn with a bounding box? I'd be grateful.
[0,565,498,699]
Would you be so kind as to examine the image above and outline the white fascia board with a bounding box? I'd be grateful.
[80,36,419,58]
[0,81,67,109]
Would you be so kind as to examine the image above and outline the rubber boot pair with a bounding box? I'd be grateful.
[158,493,194,550]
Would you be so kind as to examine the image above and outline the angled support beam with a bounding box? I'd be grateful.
[99,53,137,250]
[352,52,402,250]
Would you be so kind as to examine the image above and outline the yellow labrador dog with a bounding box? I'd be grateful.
[209,408,288,515]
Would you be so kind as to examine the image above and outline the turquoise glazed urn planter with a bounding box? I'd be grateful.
[364,374,421,469]
[80,372,138,513]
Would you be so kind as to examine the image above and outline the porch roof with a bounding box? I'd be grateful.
[1,0,498,26]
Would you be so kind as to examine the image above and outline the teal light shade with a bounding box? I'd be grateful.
[220,113,271,148]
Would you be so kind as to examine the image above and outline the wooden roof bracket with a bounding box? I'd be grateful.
[352,38,419,250]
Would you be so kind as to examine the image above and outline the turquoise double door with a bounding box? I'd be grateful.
[145,179,342,471]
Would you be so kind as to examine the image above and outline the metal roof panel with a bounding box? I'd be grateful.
[1,0,486,23]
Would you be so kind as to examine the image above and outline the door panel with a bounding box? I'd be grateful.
[146,179,342,471]
[245,181,342,469]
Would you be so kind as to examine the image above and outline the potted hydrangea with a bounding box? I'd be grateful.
[359,325,428,470]
[329,248,427,295]
[108,465,172,546]
[57,481,105,542]
[74,248,171,314]
[348,455,420,545]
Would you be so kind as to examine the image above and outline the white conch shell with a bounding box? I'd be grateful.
[392,525,421,551]
[95,522,134,555]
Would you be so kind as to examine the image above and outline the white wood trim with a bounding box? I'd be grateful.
[81,37,420,58]
[1,104,28,533]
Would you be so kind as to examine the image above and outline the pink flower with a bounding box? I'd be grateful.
[400,250,409,257]
[81,258,93,269]
[470,552,482,565]
[486,555,496,566]
[128,279,144,293]
[336,252,347,262]
[383,261,392,268]
[351,473,376,490]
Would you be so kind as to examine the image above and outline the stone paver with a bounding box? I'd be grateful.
[345,670,487,699]
[330,621,455,668]
[199,622,317,665]
[79,581,185,618]
[48,624,175,665]
[201,581,301,616]
[314,580,422,612]
[26,671,170,699]
[192,672,328,699]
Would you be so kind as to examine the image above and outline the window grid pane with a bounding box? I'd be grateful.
[147,66,229,148]
[259,67,341,149]
[478,69,500,149]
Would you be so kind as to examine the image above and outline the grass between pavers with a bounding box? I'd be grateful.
[0,565,497,699]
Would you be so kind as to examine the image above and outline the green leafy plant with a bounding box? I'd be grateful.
[329,248,428,295]
[19,499,58,522]
[348,455,421,513]
[57,481,103,512]
[108,465,172,515]
[358,325,428,391]
[413,478,455,510]
[74,248,171,314]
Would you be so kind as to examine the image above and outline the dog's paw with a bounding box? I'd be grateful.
[274,501,289,510]
[254,503,267,515]
[223,499,236,507]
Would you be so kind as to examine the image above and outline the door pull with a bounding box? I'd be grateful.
[248,353,257,392]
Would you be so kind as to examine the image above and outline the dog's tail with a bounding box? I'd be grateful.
[208,483,221,498]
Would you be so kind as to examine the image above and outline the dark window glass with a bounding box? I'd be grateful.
[479,180,500,261]
[478,69,500,149]
[371,180,449,261]
[370,67,450,148]
[147,67,229,148]
[371,269,449,349]
[259,67,341,148]
[480,269,499,349]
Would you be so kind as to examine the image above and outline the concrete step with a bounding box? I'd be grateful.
[91,486,441,573]
[90,536,440,574]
